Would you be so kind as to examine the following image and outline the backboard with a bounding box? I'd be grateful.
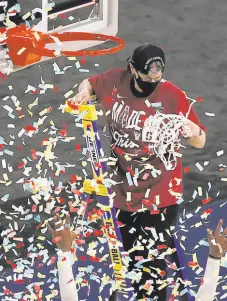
[2,0,119,72]
[33,0,119,51]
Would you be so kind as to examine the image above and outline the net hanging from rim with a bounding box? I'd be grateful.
[142,111,191,170]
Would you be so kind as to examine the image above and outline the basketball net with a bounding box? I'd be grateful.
[142,111,191,170]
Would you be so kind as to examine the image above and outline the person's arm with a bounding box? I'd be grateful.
[57,250,78,301]
[47,214,78,301]
[195,256,220,301]
[78,79,94,95]
[176,90,206,148]
[196,219,227,301]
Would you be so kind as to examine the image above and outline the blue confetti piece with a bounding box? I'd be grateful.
[34,215,41,222]
[126,172,133,186]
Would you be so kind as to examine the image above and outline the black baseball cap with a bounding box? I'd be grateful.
[130,44,165,74]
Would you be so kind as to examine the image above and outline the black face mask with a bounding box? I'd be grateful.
[135,75,160,97]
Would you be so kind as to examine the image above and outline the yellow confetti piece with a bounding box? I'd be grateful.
[37,236,45,241]
[3,174,8,181]
[33,32,40,41]
[128,245,144,253]
[143,267,151,273]
[124,154,132,161]
[64,90,74,98]
[37,272,46,278]
[45,293,56,301]
[82,161,87,167]
[22,12,31,20]
[45,84,54,89]
[157,282,167,290]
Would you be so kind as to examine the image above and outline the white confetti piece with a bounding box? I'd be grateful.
[205,112,215,117]
[195,162,203,171]
[79,69,90,72]
[217,150,224,156]
[198,186,202,196]
[75,61,81,69]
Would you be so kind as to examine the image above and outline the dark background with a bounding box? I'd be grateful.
[0,0,226,264]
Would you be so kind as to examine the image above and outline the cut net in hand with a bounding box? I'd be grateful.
[142,111,191,170]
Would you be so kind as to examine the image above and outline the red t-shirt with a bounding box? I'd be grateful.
[88,68,206,212]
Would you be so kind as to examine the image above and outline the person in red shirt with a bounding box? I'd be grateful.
[70,44,206,300]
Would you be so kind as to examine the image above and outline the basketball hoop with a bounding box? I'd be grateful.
[6,25,124,67]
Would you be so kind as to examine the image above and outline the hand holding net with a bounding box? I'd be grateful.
[142,111,191,170]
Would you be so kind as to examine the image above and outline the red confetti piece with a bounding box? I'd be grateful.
[94,162,102,168]
[69,174,78,184]
[202,197,211,205]
[16,243,25,249]
[14,279,24,284]
[108,233,117,240]
[203,208,213,215]
[57,197,65,204]
[75,240,85,245]
[52,236,62,243]
[113,146,124,155]
[18,162,25,168]
[32,205,37,212]
[150,210,160,215]
[142,199,153,205]
[196,97,204,102]
[90,256,100,262]
[48,257,57,265]
[67,100,78,110]
[188,261,198,267]
[94,230,104,237]
[112,87,117,96]
[144,145,153,155]
[79,256,87,261]
[29,89,38,95]
[157,244,167,250]
[159,270,166,277]
[54,86,59,93]
[25,125,36,132]
[18,144,22,151]
[59,129,67,137]
[85,231,91,237]
[104,96,114,102]
[72,189,81,196]
[80,59,86,64]
[41,138,48,146]
[127,167,135,176]
[59,13,67,19]
[31,149,37,160]
[17,109,24,117]
[184,166,190,173]
[69,201,78,213]
[0,144,4,149]
[117,221,125,227]
[75,144,81,151]
[0,72,7,80]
